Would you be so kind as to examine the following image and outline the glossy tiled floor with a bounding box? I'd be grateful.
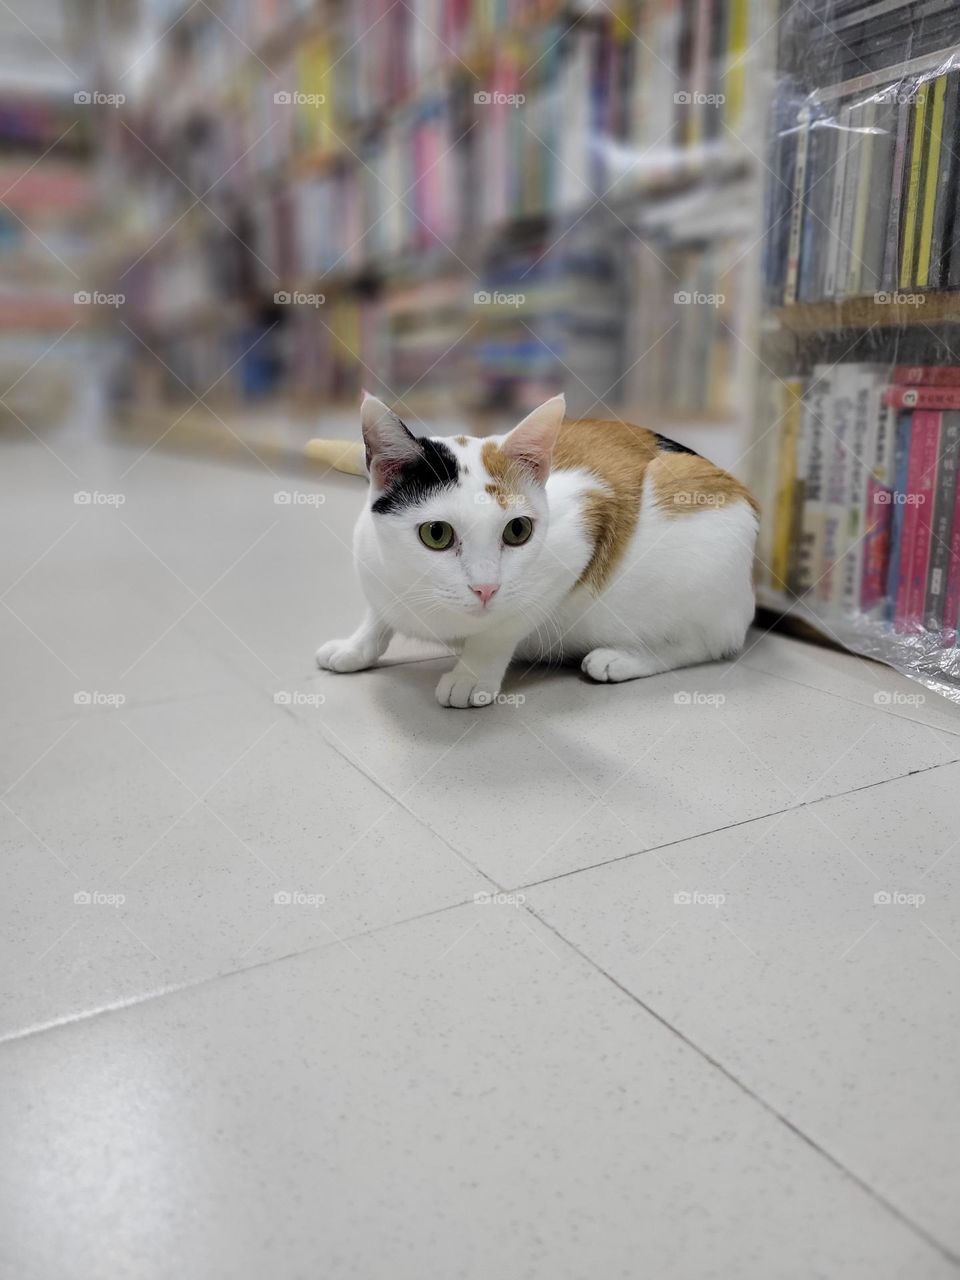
[3,424,960,1279]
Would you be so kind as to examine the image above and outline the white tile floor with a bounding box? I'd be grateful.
[3,425,960,1279]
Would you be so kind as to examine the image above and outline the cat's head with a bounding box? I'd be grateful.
[359,393,565,634]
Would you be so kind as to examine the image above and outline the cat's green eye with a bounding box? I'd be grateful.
[502,515,534,546]
[418,520,455,551]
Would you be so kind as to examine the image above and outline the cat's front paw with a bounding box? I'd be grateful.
[435,668,501,709]
[316,639,378,673]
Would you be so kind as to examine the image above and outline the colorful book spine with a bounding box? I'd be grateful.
[771,378,803,589]
[916,72,948,288]
[795,368,830,594]
[847,100,876,297]
[723,0,749,129]
[834,103,863,300]
[861,399,896,614]
[899,84,929,290]
[881,98,911,293]
[923,413,960,630]
[928,72,959,286]
[942,479,960,645]
[784,106,812,306]
[797,119,835,302]
[885,411,913,621]
[823,104,852,300]
[895,410,940,633]
[819,366,855,606]
[842,367,888,611]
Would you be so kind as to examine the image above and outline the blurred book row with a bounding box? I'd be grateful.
[0,23,102,428]
[104,0,765,420]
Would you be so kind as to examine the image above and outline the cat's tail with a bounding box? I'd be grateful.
[304,438,366,476]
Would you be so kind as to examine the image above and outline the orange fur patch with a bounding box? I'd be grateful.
[549,419,656,591]
[647,454,759,519]
[481,417,757,592]
[480,440,529,509]
[553,418,756,591]
[454,435,468,446]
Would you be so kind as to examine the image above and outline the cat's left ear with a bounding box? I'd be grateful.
[360,393,422,489]
[501,394,565,484]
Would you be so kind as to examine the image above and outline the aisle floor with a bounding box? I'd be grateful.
[2,426,960,1279]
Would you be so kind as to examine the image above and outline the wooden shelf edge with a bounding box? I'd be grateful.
[772,292,960,333]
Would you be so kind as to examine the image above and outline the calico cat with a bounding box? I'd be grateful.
[316,393,758,708]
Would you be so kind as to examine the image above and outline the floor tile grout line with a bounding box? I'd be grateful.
[0,893,489,1052]
[514,755,960,893]
[8,865,957,1268]
[738,659,960,739]
[286,701,507,891]
[289,658,960,901]
[522,902,960,1269]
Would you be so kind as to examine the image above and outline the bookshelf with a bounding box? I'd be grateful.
[750,0,960,698]
[0,0,102,429]
[103,0,774,452]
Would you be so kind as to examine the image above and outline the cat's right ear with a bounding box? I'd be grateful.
[360,393,421,490]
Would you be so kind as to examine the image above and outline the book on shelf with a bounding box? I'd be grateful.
[793,365,831,595]
[762,362,960,646]
[764,63,960,303]
[924,413,960,630]
[770,378,803,589]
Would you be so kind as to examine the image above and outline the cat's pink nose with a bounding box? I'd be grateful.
[470,583,499,605]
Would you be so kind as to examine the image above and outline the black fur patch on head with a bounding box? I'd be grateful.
[654,432,699,457]
[371,430,460,515]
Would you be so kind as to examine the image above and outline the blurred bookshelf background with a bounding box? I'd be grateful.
[83,0,771,461]
[5,0,960,695]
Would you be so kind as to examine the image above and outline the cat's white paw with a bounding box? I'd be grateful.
[316,639,377,673]
[581,648,652,683]
[435,669,500,709]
